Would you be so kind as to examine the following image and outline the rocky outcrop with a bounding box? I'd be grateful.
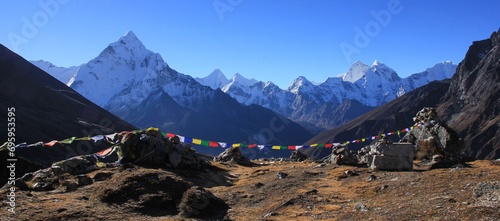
[438,28,500,160]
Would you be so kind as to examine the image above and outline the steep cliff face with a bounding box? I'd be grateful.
[438,29,500,160]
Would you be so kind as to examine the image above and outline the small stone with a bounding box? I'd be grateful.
[77,175,93,186]
[367,174,377,181]
[277,172,288,179]
[353,203,368,212]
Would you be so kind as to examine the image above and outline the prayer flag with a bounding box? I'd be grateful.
[44,140,60,146]
[60,137,77,144]
[166,133,175,138]
[201,140,209,146]
[296,145,303,149]
[193,139,202,145]
[232,144,241,147]
[248,144,257,148]
[219,142,227,148]
[209,141,219,147]
[288,146,296,150]
[272,146,280,149]
[325,144,333,148]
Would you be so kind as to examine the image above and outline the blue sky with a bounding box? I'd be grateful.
[1,0,499,89]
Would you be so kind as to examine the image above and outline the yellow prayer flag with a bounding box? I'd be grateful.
[232,144,241,147]
[310,144,318,147]
[147,127,159,131]
[272,146,281,149]
[192,139,202,145]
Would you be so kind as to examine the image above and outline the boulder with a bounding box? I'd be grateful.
[214,146,252,165]
[290,149,308,162]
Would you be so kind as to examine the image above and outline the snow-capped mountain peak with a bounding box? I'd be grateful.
[342,60,370,83]
[231,73,258,87]
[195,69,229,90]
[287,76,313,94]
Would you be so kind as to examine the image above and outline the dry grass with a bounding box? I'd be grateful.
[1,160,499,220]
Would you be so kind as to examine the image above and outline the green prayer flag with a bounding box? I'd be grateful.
[60,137,77,144]
[201,140,210,147]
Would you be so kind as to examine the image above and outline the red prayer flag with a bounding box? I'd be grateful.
[209,141,219,147]
[325,144,333,148]
[248,144,257,148]
[288,146,296,150]
[44,140,60,146]
[166,133,175,138]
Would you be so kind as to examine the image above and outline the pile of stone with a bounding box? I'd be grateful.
[400,107,465,168]
[325,144,358,166]
[359,137,414,171]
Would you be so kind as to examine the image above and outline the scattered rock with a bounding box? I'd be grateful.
[277,172,288,179]
[77,175,93,186]
[254,182,265,188]
[367,174,377,182]
[380,185,389,190]
[473,181,500,208]
[344,169,357,177]
[314,163,326,168]
[353,202,368,212]
[61,180,78,192]
[305,189,318,195]
[93,172,114,182]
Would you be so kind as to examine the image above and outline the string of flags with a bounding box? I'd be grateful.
[0,123,425,152]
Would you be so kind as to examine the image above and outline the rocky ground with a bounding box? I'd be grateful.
[1,159,499,220]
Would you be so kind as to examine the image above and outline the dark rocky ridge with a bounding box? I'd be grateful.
[437,28,500,159]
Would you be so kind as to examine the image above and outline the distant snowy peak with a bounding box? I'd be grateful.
[287,76,313,94]
[231,73,258,87]
[421,61,457,80]
[342,60,370,83]
[31,60,79,86]
[367,60,400,82]
[195,69,230,90]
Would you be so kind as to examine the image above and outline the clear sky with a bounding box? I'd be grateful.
[1,0,499,89]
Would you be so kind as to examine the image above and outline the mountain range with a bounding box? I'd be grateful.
[304,28,500,160]
[33,31,457,137]
[195,60,457,130]
[30,31,313,157]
